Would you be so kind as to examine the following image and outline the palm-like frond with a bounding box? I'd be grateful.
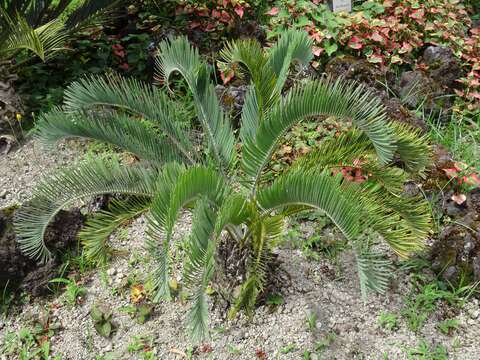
[147,166,227,301]
[80,196,150,264]
[295,132,431,257]
[242,78,396,189]
[36,108,185,164]
[230,214,284,318]
[184,198,216,342]
[0,13,68,61]
[355,250,393,299]
[63,74,196,164]
[14,157,159,262]
[266,29,313,94]
[257,169,362,242]
[156,37,236,171]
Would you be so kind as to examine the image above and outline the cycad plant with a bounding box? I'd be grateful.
[0,0,118,61]
[14,30,431,341]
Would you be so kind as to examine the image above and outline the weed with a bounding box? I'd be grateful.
[49,277,87,307]
[306,311,318,332]
[1,280,15,317]
[227,344,242,354]
[403,340,448,360]
[280,343,297,354]
[91,303,116,338]
[378,312,398,331]
[437,319,460,335]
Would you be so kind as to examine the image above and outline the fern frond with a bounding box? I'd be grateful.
[63,74,196,164]
[14,157,158,262]
[156,37,236,171]
[242,77,396,189]
[80,197,150,264]
[36,108,186,164]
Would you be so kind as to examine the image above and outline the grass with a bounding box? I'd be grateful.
[378,312,399,331]
[403,340,448,360]
[427,109,480,186]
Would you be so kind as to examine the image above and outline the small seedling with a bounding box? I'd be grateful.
[437,319,459,335]
[306,310,318,332]
[280,343,297,354]
[227,344,241,354]
[378,312,398,331]
[91,303,116,338]
[266,293,284,307]
[119,304,154,324]
[49,277,87,307]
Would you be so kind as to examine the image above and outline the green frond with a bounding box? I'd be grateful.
[257,169,362,243]
[184,199,216,342]
[156,37,236,171]
[359,181,430,258]
[267,29,313,94]
[293,129,376,170]
[241,77,396,189]
[145,163,186,302]
[1,13,68,61]
[36,108,187,164]
[14,157,159,262]
[80,197,150,265]
[355,250,393,299]
[63,74,196,164]
[214,193,252,237]
[220,39,277,115]
[239,86,260,141]
[388,121,431,174]
[147,166,227,301]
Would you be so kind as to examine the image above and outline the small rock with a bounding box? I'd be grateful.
[107,268,116,276]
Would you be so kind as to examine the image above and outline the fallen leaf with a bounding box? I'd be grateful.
[451,193,467,205]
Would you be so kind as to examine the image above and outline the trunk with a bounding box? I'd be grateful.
[0,206,85,296]
[212,233,288,311]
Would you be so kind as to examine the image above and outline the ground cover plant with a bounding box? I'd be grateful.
[13,29,432,341]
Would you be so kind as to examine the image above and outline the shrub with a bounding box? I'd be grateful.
[15,30,431,341]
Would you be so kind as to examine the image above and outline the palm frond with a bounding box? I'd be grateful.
[1,13,68,61]
[14,157,159,262]
[63,74,196,164]
[147,166,227,301]
[257,169,362,243]
[184,198,216,342]
[36,107,186,165]
[355,250,393,299]
[220,39,277,116]
[241,77,396,189]
[389,121,431,174]
[267,29,313,94]
[156,37,236,171]
[80,196,150,265]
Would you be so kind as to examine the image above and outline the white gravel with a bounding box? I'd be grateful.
[1,139,479,359]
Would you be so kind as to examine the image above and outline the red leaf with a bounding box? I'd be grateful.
[212,9,221,18]
[348,36,363,50]
[119,63,129,70]
[266,7,280,16]
[234,6,244,18]
[369,32,384,42]
[451,193,467,205]
[312,46,323,56]
[189,21,201,29]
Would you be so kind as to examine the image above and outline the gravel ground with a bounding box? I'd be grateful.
[1,140,479,359]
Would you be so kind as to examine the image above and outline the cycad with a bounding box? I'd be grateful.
[14,30,432,342]
[0,0,117,61]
